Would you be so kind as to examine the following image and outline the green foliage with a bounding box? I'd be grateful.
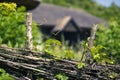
[63,50,74,59]
[0,68,14,80]
[90,45,114,64]
[108,72,118,79]
[0,3,41,48]
[43,39,62,57]
[77,62,85,69]
[0,3,16,15]
[0,37,2,45]
[43,39,75,59]
[95,21,120,63]
[55,74,68,80]
[43,1,120,63]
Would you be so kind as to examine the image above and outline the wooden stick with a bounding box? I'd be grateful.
[86,24,98,63]
[26,13,33,50]
[88,24,98,48]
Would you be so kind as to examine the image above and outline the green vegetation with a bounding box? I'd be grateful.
[0,2,42,79]
[0,1,119,63]
[0,68,14,80]
[77,62,85,69]
[95,21,120,63]
[55,74,68,80]
[90,45,114,64]
[43,39,75,59]
[108,72,118,79]
[43,0,120,63]
[0,1,120,79]
[0,37,2,45]
[0,3,42,48]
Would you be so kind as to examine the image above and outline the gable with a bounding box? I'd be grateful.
[63,21,77,32]
[52,16,79,32]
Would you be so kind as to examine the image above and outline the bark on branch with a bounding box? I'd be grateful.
[26,13,33,50]
[86,24,98,63]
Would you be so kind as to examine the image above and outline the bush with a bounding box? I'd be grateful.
[95,21,120,63]
[43,39,75,59]
[0,3,41,48]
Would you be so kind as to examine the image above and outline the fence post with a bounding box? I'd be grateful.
[26,13,33,50]
[86,24,98,63]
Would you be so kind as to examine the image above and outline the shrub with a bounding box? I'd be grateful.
[43,39,75,59]
[90,45,114,64]
[95,21,120,63]
[0,3,41,48]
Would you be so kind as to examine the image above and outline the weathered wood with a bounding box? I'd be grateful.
[0,47,120,80]
[86,24,98,63]
[26,13,33,50]
[0,58,54,79]
[88,24,98,48]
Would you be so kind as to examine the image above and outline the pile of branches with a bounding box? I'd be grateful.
[0,47,120,80]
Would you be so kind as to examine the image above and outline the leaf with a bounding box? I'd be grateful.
[55,74,68,80]
[77,62,85,69]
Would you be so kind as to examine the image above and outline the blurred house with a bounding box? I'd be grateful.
[28,3,107,44]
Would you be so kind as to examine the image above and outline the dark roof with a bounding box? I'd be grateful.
[29,3,107,28]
